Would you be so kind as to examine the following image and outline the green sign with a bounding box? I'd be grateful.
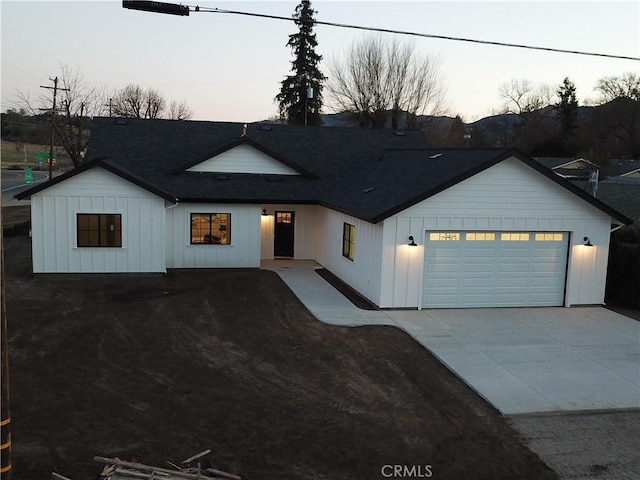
[24,167,33,185]
[35,151,57,167]
[35,151,57,160]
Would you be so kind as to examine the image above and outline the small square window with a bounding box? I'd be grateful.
[342,223,355,260]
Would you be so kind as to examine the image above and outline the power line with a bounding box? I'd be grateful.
[190,5,639,61]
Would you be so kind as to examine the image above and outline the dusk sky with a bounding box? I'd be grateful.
[1,0,638,123]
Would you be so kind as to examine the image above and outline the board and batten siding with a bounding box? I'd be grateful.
[315,207,384,306]
[380,157,614,308]
[187,144,300,175]
[166,203,261,268]
[259,204,320,260]
[29,167,166,273]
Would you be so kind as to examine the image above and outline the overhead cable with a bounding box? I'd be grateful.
[190,5,639,61]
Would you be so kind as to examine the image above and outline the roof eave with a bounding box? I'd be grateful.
[15,159,177,204]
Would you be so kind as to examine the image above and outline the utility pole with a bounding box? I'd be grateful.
[40,77,69,179]
[104,98,112,117]
[1,202,11,480]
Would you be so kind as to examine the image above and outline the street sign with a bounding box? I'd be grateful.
[24,167,33,185]
[35,151,56,160]
[35,151,57,167]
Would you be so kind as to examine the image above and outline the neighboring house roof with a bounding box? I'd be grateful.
[601,159,640,178]
[533,157,599,181]
[534,157,598,170]
[16,117,632,225]
[597,177,640,222]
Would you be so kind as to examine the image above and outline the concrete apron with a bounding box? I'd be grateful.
[264,260,640,416]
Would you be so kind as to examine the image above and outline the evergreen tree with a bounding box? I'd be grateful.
[555,77,578,141]
[275,1,325,125]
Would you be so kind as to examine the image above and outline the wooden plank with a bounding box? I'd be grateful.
[166,462,182,471]
[94,457,223,480]
[51,473,73,480]
[181,449,212,465]
[205,468,242,480]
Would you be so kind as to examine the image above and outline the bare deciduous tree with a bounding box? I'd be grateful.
[112,84,167,119]
[591,72,640,158]
[327,35,447,129]
[498,79,554,116]
[497,79,555,153]
[168,99,193,120]
[17,64,106,168]
[594,72,640,102]
[57,65,107,168]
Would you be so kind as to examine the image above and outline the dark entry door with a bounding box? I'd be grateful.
[274,211,295,257]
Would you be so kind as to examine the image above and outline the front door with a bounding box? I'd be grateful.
[274,211,295,257]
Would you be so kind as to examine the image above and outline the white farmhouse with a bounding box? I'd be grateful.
[17,118,631,308]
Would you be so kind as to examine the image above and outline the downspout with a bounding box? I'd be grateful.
[417,231,425,311]
[163,198,179,272]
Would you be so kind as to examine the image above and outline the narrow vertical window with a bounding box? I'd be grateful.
[77,214,122,247]
[342,223,355,261]
[190,213,231,244]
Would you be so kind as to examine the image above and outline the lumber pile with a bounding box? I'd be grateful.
[94,450,241,480]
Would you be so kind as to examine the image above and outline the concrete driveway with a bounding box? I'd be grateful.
[265,260,640,416]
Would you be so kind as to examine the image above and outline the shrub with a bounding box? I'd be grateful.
[606,224,640,308]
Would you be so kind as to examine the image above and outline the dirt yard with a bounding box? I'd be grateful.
[3,235,558,480]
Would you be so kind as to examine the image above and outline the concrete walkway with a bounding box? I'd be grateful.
[263,259,640,416]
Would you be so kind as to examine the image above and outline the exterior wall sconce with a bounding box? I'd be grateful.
[583,236,593,247]
[408,235,418,247]
[262,209,268,216]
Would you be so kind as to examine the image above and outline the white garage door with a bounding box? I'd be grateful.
[423,231,568,308]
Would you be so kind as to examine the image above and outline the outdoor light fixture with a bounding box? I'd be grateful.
[583,236,593,247]
[408,235,417,247]
[122,1,190,16]
[262,209,268,216]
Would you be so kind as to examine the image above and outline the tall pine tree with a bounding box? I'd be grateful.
[276,1,325,125]
[555,77,578,141]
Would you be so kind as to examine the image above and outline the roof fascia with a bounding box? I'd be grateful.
[621,168,640,177]
[509,151,631,224]
[554,158,598,169]
[15,159,177,203]
[370,149,632,225]
[369,150,513,223]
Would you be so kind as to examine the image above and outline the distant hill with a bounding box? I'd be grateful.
[320,100,639,161]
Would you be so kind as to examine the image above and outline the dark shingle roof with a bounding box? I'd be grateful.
[16,117,632,225]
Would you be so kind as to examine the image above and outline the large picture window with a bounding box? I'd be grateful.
[77,214,122,247]
[191,213,231,245]
[342,223,355,261]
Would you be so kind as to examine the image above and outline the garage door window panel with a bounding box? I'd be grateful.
[535,233,564,241]
[501,233,530,241]
[429,232,460,241]
[466,232,496,241]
